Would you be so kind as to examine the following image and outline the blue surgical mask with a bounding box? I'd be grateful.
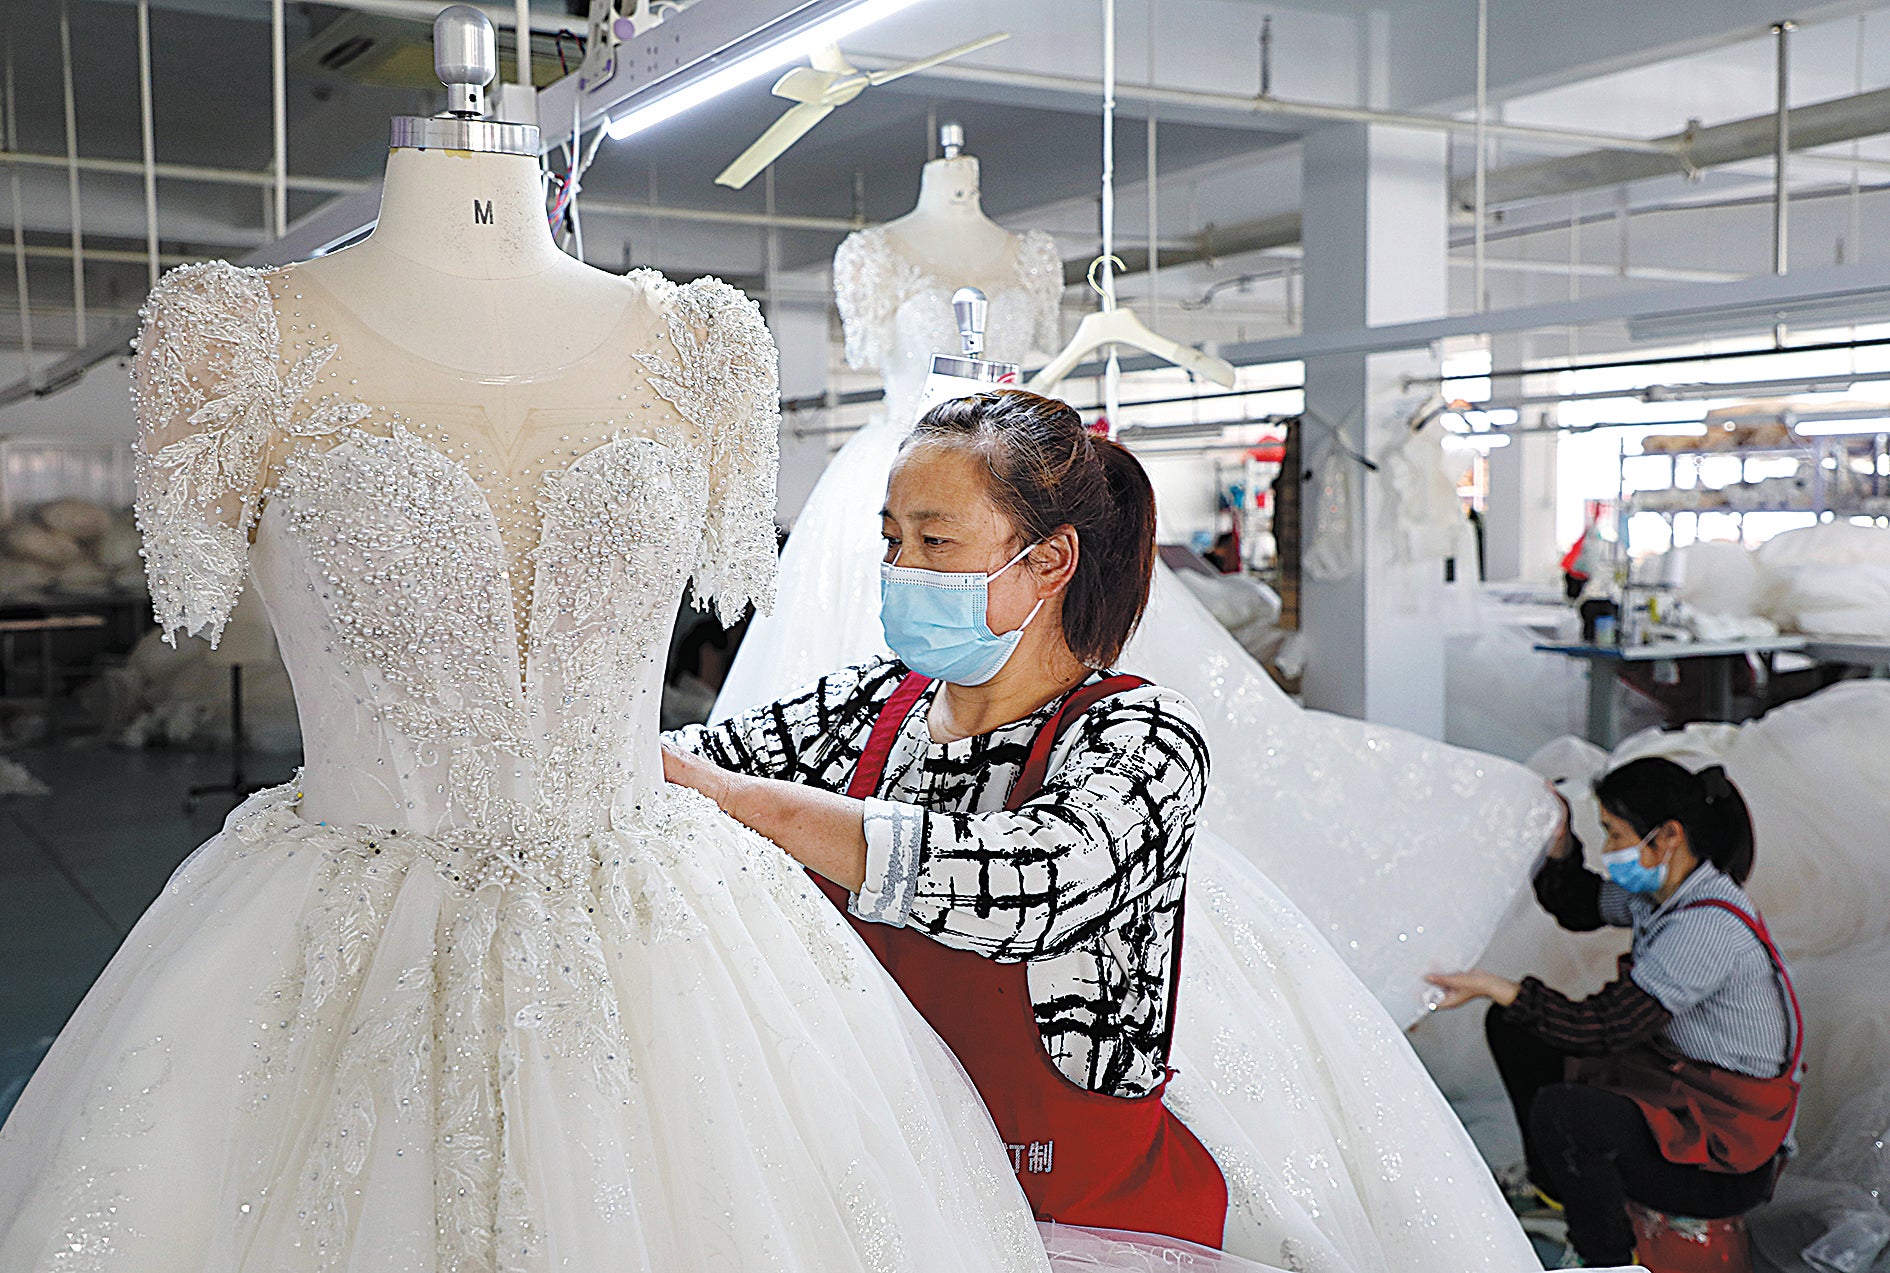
[880,542,1044,686]
[1603,831,1668,895]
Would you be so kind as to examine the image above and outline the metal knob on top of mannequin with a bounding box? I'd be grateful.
[389,5,539,157]
[915,287,1022,418]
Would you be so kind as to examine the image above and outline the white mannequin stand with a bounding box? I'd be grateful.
[881,154,1017,280]
[295,147,628,382]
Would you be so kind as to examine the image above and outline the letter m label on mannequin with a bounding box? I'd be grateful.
[473,199,494,225]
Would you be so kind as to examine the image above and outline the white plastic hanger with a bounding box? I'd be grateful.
[1029,259,1238,394]
[1028,0,1237,419]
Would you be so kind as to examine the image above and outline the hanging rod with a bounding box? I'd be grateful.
[1416,332,1890,386]
[780,379,1305,418]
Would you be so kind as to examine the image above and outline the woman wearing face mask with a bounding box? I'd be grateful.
[662,389,1229,1248]
[1427,759,1802,1269]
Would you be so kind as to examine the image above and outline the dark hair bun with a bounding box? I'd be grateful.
[1594,757,1756,885]
[904,389,1157,668]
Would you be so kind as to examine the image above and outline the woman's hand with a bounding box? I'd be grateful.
[661,744,871,893]
[1425,969,1520,1012]
[1547,783,1576,859]
[662,744,740,811]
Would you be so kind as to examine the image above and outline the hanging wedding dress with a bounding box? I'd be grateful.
[0,259,1089,1273]
[711,223,1064,715]
[709,231,1552,1273]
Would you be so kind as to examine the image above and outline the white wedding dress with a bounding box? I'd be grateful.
[713,225,1064,715]
[709,229,1553,1273]
[0,260,1280,1273]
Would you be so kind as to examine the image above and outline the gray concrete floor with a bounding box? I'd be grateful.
[0,743,300,1122]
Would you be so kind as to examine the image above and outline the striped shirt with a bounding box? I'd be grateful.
[1601,861,1794,1080]
[667,656,1210,1098]
[1522,846,1794,1079]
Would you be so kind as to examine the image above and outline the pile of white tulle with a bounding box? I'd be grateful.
[1672,522,1890,640]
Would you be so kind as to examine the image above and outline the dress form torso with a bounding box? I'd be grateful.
[708,158,1061,718]
[285,147,682,636]
[833,156,1063,429]
[881,157,1016,276]
[131,141,781,840]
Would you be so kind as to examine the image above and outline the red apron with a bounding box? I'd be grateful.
[1571,898,1804,1176]
[811,672,1229,1248]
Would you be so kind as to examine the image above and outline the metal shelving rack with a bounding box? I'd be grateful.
[1621,432,1890,552]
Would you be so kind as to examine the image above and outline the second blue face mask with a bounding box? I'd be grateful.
[1603,832,1668,895]
[879,542,1043,686]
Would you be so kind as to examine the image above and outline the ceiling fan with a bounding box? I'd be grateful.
[714,32,1009,189]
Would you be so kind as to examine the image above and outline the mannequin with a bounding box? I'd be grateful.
[295,148,627,378]
[710,126,1063,717]
[282,145,663,634]
[879,126,1018,278]
[832,123,1063,430]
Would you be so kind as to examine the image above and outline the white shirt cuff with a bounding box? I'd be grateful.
[852,797,925,926]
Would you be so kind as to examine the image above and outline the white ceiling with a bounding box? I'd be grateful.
[7,0,1890,361]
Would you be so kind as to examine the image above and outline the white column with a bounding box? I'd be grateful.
[767,297,833,527]
[1298,123,1450,733]
[1482,334,1561,584]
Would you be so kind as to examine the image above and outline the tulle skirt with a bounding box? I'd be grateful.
[0,783,1052,1272]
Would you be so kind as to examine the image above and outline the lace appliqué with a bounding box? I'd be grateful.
[832,226,1064,371]
[132,261,368,647]
[632,271,780,623]
[231,785,668,1271]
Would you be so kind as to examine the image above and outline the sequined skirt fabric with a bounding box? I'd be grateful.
[0,782,1050,1273]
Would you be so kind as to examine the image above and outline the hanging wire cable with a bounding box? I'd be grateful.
[547,123,608,240]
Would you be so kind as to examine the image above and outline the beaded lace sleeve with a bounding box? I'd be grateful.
[648,276,780,622]
[832,228,895,371]
[1016,230,1066,359]
[132,261,360,647]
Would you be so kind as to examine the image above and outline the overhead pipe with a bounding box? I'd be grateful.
[0,149,859,233]
[136,0,158,287]
[1773,20,1793,278]
[59,0,85,344]
[1419,331,1890,386]
[1081,119,1890,285]
[6,242,203,268]
[1,148,369,194]
[1475,372,1865,414]
[1450,83,1890,211]
[860,56,1682,155]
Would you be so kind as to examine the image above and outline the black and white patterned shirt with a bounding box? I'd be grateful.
[667,656,1210,1098]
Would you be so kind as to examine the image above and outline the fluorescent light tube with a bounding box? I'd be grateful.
[1454,432,1511,449]
[1793,418,1890,436]
[605,0,920,141]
